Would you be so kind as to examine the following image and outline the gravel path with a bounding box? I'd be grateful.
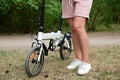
[0,32,120,50]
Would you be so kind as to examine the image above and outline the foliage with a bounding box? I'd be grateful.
[0,0,120,33]
[44,0,61,32]
[0,0,61,33]
[0,0,39,33]
[87,0,120,31]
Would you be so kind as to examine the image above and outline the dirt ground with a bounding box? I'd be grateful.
[0,32,120,80]
[0,32,120,50]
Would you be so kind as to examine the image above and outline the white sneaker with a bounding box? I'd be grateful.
[78,62,91,75]
[67,59,82,70]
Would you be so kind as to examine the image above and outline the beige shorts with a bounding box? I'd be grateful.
[62,0,93,19]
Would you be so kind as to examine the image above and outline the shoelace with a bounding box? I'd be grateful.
[80,64,86,70]
[80,63,90,70]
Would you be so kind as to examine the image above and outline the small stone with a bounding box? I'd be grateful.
[45,74,48,78]
[5,70,10,74]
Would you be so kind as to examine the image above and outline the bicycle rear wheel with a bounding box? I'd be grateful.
[25,46,44,77]
[60,37,72,60]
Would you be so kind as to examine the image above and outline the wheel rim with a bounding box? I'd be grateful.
[62,42,70,58]
[29,50,40,73]
[63,46,68,56]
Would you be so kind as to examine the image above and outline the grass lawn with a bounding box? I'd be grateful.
[0,45,120,80]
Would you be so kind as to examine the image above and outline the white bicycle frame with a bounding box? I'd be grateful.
[36,30,70,62]
[38,30,63,40]
[37,30,70,47]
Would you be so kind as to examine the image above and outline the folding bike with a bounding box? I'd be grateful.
[25,0,72,77]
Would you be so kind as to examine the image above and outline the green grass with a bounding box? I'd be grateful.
[0,46,120,80]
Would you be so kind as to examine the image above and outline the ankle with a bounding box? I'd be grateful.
[82,60,90,64]
[75,58,82,62]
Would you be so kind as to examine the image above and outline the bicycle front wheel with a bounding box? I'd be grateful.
[25,46,44,77]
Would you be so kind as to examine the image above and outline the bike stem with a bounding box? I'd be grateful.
[38,0,45,32]
[58,14,63,31]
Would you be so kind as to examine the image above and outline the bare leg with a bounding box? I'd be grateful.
[66,17,91,73]
[68,17,89,63]
[72,16,89,63]
[66,18,83,70]
[68,18,82,61]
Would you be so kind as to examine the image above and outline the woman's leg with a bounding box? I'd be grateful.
[66,18,83,70]
[66,17,91,75]
[72,16,90,63]
[68,18,82,61]
[72,16,91,75]
[68,17,90,63]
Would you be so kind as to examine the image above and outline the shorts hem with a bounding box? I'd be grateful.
[62,16,74,19]
[74,14,89,19]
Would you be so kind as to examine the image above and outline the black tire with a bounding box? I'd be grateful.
[60,37,72,60]
[25,46,44,77]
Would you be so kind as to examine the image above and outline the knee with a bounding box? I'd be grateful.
[71,23,85,33]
